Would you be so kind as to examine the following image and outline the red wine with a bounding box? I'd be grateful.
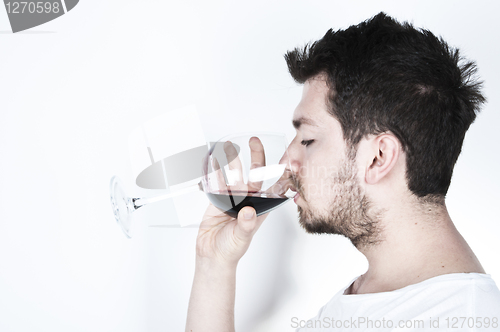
[206,191,289,218]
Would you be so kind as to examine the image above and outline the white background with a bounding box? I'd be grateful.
[1,1,499,331]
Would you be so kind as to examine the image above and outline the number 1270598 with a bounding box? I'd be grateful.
[5,2,60,14]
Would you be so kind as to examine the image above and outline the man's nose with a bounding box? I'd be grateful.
[279,147,301,176]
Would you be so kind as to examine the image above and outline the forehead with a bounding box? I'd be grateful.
[292,77,334,130]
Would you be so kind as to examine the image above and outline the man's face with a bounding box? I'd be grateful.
[287,77,380,248]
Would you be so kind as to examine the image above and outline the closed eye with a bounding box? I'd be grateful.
[301,139,314,147]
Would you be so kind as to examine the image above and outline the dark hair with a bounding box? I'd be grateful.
[284,12,485,199]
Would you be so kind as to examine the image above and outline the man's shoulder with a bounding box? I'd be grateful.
[296,274,500,331]
[322,273,500,316]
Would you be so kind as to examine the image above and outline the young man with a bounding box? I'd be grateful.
[185,13,500,331]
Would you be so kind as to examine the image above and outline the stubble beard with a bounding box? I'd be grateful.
[296,151,382,249]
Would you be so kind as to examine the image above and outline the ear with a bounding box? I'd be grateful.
[365,134,400,185]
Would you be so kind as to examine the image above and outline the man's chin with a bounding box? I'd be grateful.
[299,218,339,235]
[297,204,381,249]
[298,206,333,234]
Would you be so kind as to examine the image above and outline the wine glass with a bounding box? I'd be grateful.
[110,132,295,238]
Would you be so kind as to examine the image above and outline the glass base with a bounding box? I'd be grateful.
[110,176,135,238]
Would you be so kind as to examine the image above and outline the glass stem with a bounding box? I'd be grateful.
[133,182,202,208]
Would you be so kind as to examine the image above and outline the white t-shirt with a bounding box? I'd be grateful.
[295,273,500,331]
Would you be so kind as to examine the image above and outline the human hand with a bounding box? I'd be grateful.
[196,204,268,268]
[196,137,269,268]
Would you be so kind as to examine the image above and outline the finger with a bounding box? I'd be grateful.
[212,157,228,193]
[223,141,243,183]
[249,137,266,169]
[248,137,266,192]
[234,206,264,241]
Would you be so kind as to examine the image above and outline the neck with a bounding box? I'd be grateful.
[349,198,484,295]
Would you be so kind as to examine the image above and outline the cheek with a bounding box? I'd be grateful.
[300,167,331,198]
[300,154,336,182]
[304,179,324,199]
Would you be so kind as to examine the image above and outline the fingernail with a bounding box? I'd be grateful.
[244,209,254,219]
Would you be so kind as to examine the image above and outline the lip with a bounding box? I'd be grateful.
[293,192,300,203]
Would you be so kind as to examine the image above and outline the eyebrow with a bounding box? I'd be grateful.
[292,117,318,130]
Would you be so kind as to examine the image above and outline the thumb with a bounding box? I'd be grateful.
[234,207,259,241]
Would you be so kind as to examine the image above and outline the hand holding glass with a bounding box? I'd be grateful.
[110,133,295,238]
